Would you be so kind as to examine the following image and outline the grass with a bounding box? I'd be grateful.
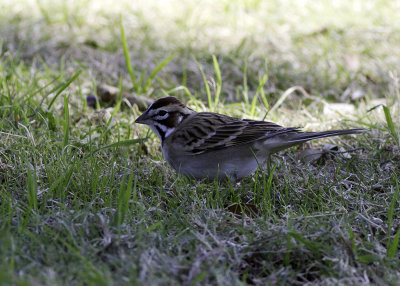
[1,0,400,284]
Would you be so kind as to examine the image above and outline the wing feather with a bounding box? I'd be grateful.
[171,112,298,154]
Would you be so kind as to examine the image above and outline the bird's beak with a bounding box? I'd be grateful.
[135,111,149,124]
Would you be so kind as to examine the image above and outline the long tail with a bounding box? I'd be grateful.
[266,128,365,153]
[286,128,366,143]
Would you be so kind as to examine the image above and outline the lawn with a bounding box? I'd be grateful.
[0,0,399,285]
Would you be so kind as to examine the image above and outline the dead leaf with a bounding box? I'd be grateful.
[298,148,323,164]
[323,144,352,158]
[323,144,339,152]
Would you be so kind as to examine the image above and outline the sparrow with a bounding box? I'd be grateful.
[135,96,364,181]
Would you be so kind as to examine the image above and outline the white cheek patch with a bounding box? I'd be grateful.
[153,123,175,139]
[155,123,168,133]
[176,115,183,124]
[149,125,161,138]
[154,114,169,121]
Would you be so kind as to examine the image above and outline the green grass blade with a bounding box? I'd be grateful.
[260,75,270,114]
[48,70,81,109]
[249,95,258,118]
[48,163,75,198]
[63,95,70,148]
[27,75,61,103]
[114,174,134,226]
[48,70,82,109]
[387,228,400,259]
[27,167,38,211]
[382,105,399,145]
[40,224,102,276]
[188,271,207,286]
[268,86,302,115]
[284,233,291,266]
[120,16,136,90]
[288,232,324,255]
[357,254,381,263]
[85,138,148,158]
[110,77,123,120]
[348,227,357,255]
[250,73,268,117]
[144,54,174,92]
[166,86,194,98]
[196,59,212,110]
[262,163,277,204]
[242,61,248,105]
[146,221,162,233]
[212,55,222,107]
[387,176,399,258]
[138,70,146,93]
[387,177,399,235]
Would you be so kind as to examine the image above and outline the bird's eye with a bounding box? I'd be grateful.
[157,110,167,116]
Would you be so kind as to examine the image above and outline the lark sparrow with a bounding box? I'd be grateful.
[135,96,364,180]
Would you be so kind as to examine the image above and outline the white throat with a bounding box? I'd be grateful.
[150,124,175,142]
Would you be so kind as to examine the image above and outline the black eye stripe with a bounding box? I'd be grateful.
[158,117,176,128]
[157,110,167,116]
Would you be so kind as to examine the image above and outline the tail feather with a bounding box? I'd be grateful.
[264,128,365,153]
[286,128,366,143]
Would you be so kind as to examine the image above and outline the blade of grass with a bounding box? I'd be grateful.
[138,70,146,93]
[113,173,135,227]
[288,232,325,255]
[47,163,75,201]
[382,105,399,145]
[120,16,137,90]
[260,80,269,111]
[387,229,400,259]
[63,95,70,148]
[188,271,207,286]
[250,73,268,117]
[166,86,194,99]
[144,54,174,92]
[212,55,222,108]
[387,176,399,257]
[146,221,162,233]
[195,59,212,110]
[26,75,61,103]
[110,77,124,119]
[27,167,38,211]
[267,86,308,116]
[242,61,248,105]
[48,70,81,109]
[99,78,124,143]
[348,227,357,256]
[85,138,148,158]
[262,163,277,205]
[284,218,293,266]
[39,225,103,278]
